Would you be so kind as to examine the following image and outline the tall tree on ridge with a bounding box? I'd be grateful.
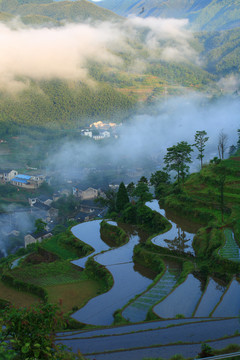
[194,130,209,169]
[164,141,193,184]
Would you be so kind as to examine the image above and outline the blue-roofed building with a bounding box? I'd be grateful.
[11,174,45,189]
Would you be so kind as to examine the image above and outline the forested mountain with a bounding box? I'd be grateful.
[0,0,239,131]
[197,27,240,75]
[93,0,240,31]
[0,0,121,24]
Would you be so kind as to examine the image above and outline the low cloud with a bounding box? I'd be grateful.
[0,16,198,92]
[125,16,198,63]
[47,94,240,179]
[218,74,240,94]
[0,21,122,91]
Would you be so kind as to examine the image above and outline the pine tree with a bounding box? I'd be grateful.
[116,182,129,212]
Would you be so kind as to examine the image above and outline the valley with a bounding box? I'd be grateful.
[0,0,240,359]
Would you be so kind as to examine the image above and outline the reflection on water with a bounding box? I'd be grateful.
[122,259,181,323]
[212,278,240,317]
[194,278,226,317]
[70,221,153,325]
[146,200,196,255]
[153,274,203,318]
[164,227,192,253]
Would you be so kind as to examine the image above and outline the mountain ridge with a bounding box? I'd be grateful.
[92,0,240,31]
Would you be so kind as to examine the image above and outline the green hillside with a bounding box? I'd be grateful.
[197,27,240,75]
[0,0,121,23]
[0,80,136,129]
[95,0,240,31]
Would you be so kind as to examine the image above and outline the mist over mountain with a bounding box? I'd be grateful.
[92,0,240,31]
[0,0,239,132]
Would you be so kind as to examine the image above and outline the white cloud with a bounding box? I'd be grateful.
[0,21,122,91]
[0,16,198,92]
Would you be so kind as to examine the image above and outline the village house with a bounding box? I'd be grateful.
[73,187,99,200]
[28,194,53,207]
[81,129,93,138]
[93,131,111,141]
[10,174,45,189]
[24,230,52,248]
[0,169,18,183]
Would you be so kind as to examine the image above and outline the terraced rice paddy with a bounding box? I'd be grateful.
[69,201,240,324]
[71,220,110,268]
[71,222,153,325]
[146,201,195,255]
[194,278,226,317]
[212,278,240,317]
[122,261,181,322]
[219,229,240,262]
[153,274,203,318]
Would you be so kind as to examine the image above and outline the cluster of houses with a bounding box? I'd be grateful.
[81,121,121,140]
[0,169,45,189]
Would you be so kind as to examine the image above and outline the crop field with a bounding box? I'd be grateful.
[194,278,226,317]
[10,260,87,286]
[45,280,101,313]
[0,280,39,307]
[122,266,180,322]
[41,235,80,260]
[153,274,203,318]
[212,278,240,317]
[219,229,240,262]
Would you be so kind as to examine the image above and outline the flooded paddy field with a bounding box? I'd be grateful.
[194,278,226,317]
[70,200,240,325]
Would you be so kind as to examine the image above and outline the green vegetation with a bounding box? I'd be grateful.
[85,256,113,293]
[152,146,240,280]
[0,302,84,359]
[100,220,129,247]
[0,0,121,23]
[116,182,129,212]
[100,0,240,32]
[219,229,240,262]
[197,27,240,76]
[0,81,136,129]
[41,228,93,260]
[164,141,193,184]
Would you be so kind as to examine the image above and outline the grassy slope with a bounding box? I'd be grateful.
[184,155,240,213]
[2,234,100,314]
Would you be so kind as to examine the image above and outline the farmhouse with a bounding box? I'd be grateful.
[24,230,52,248]
[73,187,99,200]
[81,129,93,138]
[93,131,111,140]
[11,174,45,189]
[0,169,18,183]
